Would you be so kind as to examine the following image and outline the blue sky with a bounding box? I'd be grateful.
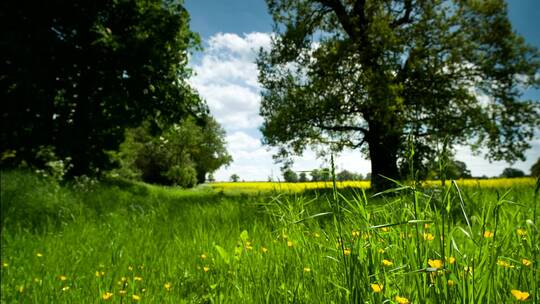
[185,0,540,181]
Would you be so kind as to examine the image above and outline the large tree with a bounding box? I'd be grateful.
[1,0,204,175]
[258,0,540,191]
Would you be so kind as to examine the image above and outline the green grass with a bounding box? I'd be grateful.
[1,170,538,303]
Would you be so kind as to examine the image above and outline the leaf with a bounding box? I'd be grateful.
[214,245,230,265]
[239,230,249,242]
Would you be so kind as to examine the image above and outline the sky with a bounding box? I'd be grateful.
[185,0,540,181]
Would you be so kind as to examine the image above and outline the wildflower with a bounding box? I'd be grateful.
[61,286,70,292]
[382,259,393,267]
[446,256,456,264]
[381,227,390,232]
[511,289,530,301]
[343,248,351,256]
[352,230,360,238]
[261,247,268,253]
[522,259,532,267]
[282,234,288,239]
[313,232,320,238]
[395,295,410,304]
[483,231,494,238]
[203,266,210,272]
[118,290,127,296]
[378,248,385,254]
[95,271,105,277]
[428,259,444,269]
[447,279,455,286]
[423,233,435,241]
[18,286,24,293]
[303,267,311,272]
[134,276,143,281]
[463,266,473,274]
[496,260,514,269]
[370,283,383,293]
[132,294,141,301]
[102,292,113,300]
[287,241,294,247]
[200,254,207,260]
[58,275,67,281]
[516,229,527,237]
[424,223,431,229]
[128,265,133,271]
[164,282,172,291]
[2,262,8,268]
[36,253,43,258]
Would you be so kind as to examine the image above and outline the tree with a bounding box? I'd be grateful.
[500,167,525,178]
[532,157,540,177]
[1,0,204,176]
[283,169,298,182]
[299,172,308,182]
[337,170,355,181]
[258,0,540,192]
[310,169,321,182]
[230,174,240,182]
[112,116,231,186]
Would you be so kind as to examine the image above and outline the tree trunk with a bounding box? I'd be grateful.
[366,125,401,193]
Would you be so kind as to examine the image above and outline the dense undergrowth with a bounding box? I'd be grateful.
[1,170,538,303]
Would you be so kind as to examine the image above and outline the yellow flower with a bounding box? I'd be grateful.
[370,283,383,293]
[378,248,385,254]
[382,259,393,267]
[497,260,514,269]
[2,262,8,268]
[424,223,431,229]
[516,229,527,237]
[128,265,133,271]
[483,231,494,238]
[164,282,172,291]
[95,271,105,277]
[132,294,141,301]
[58,275,67,281]
[447,279,455,286]
[134,276,143,281]
[313,232,321,238]
[522,259,532,267]
[200,254,207,260]
[102,292,113,300]
[511,289,530,301]
[428,259,444,269]
[18,286,24,293]
[303,267,311,272]
[203,266,210,272]
[381,227,390,232]
[395,295,410,304]
[61,286,70,292]
[446,256,456,264]
[352,230,360,237]
[118,290,127,296]
[343,248,351,256]
[287,241,294,247]
[423,233,435,241]
[36,253,43,258]
[261,247,268,253]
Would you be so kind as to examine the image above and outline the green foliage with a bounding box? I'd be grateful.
[298,172,308,182]
[501,167,526,178]
[258,0,540,191]
[336,169,363,181]
[1,0,204,176]
[282,169,298,182]
[230,174,240,182]
[112,116,231,187]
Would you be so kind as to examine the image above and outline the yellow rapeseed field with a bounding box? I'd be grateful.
[210,177,535,193]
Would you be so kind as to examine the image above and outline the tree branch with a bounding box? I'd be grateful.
[391,0,413,28]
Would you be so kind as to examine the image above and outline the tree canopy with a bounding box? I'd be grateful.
[1,0,204,176]
[258,0,540,191]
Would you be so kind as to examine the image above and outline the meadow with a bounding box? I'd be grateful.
[1,170,538,303]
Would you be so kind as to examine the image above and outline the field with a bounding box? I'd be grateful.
[1,171,538,303]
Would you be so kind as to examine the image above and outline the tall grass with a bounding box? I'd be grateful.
[1,170,537,303]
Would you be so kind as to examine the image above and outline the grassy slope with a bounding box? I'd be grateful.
[1,171,538,303]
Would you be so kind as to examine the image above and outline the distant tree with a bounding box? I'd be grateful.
[283,169,298,182]
[207,173,215,183]
[112,116,231,186]
[230,174,240,182]
[1,0,204,176]
[337,170,355,181]
[354,173,364,181]
[365,173,372,181]
[298,172,308,182]
[320,169,331,181]
[501,168,525,178]
[311,169,321,182]
[531,157,540,177]
[427,159,472,180]
[258,0,540,192]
